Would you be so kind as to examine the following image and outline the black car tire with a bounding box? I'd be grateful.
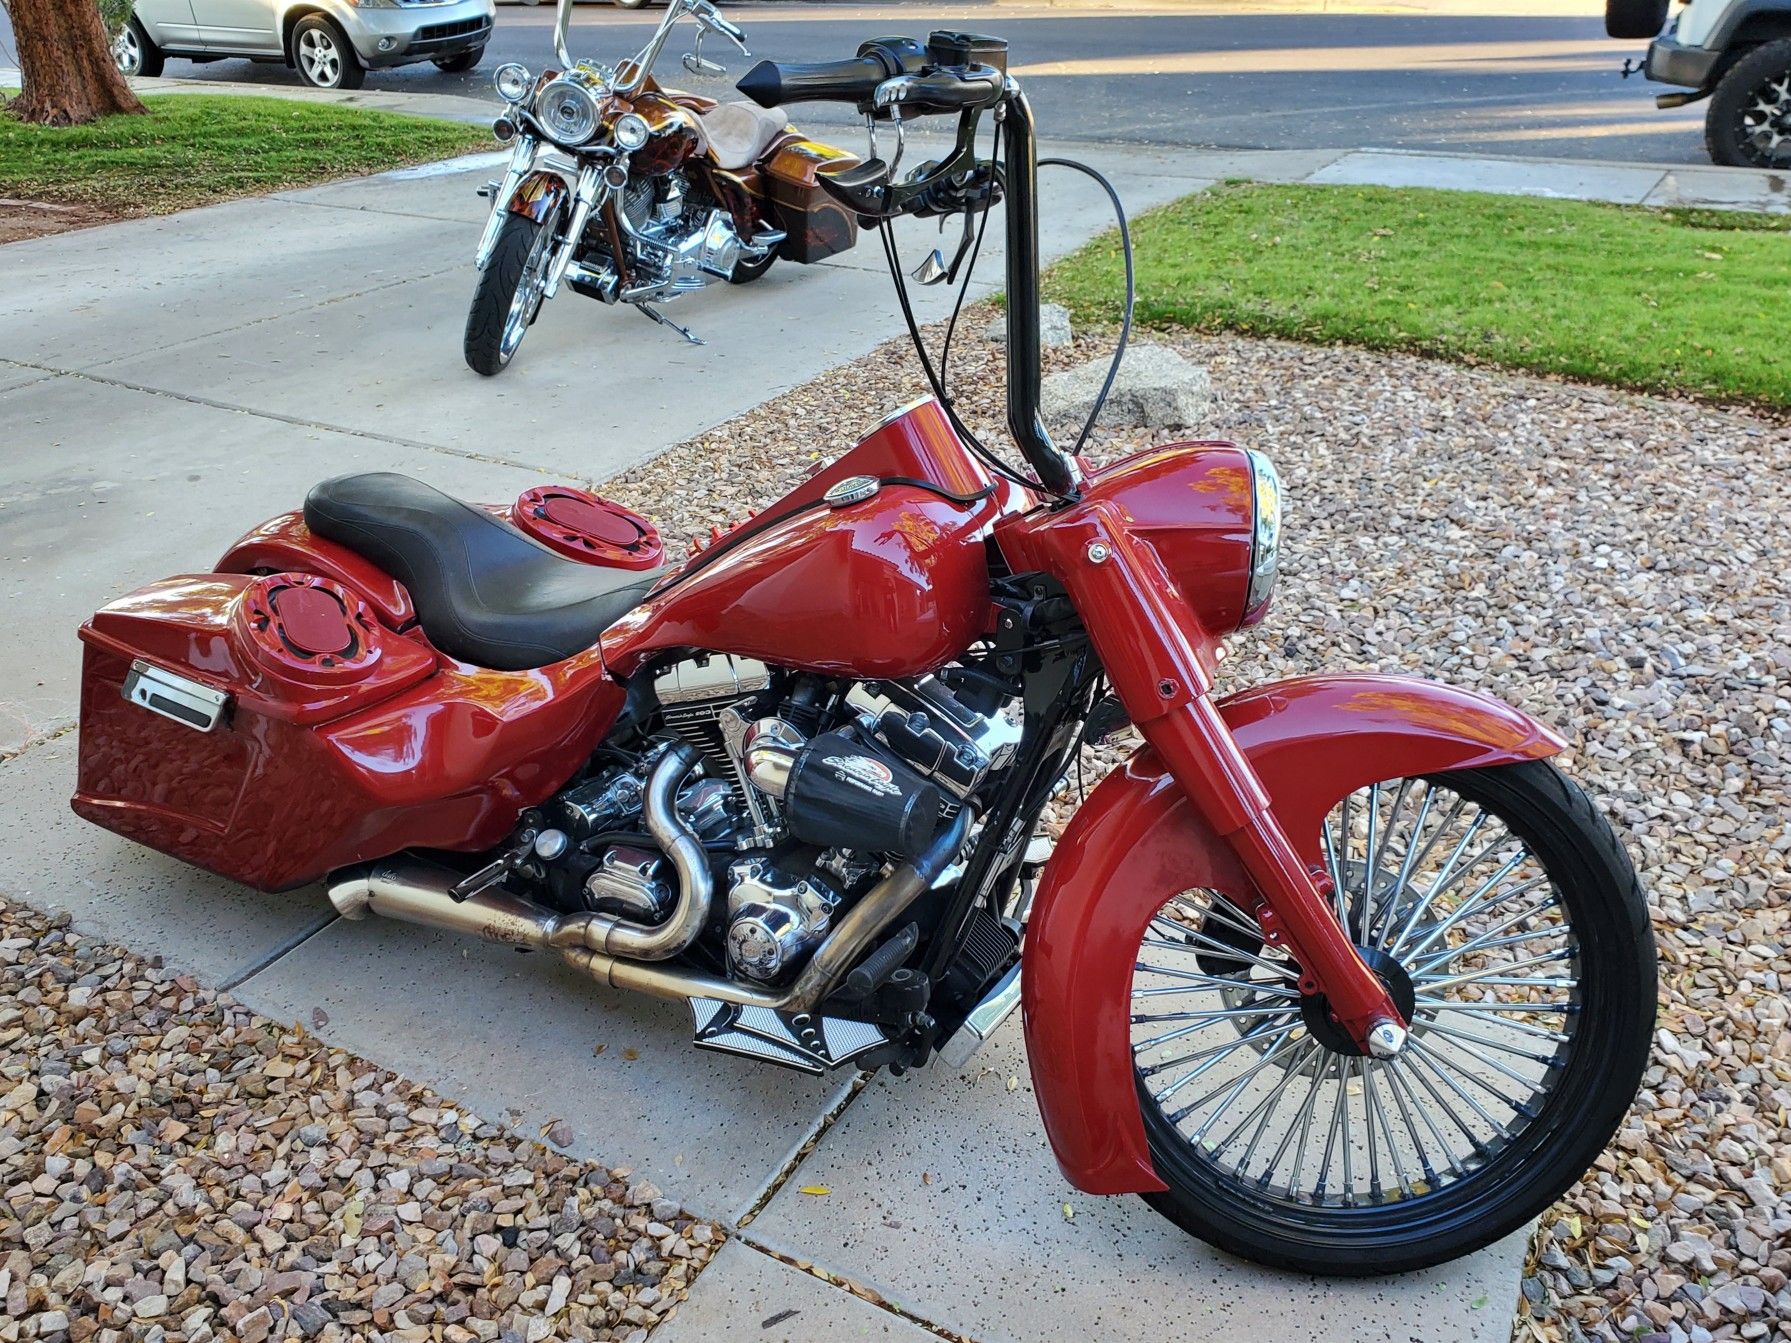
[292,15,366,90]
[433,46,486,73]
[1136,760,1657,1276]
[1605,0,1669,39]
[1706,39,1791,167]
[115,17,166,78]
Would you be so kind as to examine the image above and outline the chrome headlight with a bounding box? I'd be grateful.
[1244,449,1282,617]
[613,112,650,152]
[535,78,601,146]
[494,62,531,104]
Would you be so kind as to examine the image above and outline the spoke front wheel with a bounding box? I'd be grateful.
[1130,760,1655,1274]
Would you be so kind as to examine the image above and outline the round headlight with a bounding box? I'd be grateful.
[535,78,601,146]
[494,62,531,104]
[1244,449,1282,619]
[613,112,651,152]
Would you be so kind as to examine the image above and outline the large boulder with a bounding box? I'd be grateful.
[1041,343,1214,431]
[983,302,1074,348]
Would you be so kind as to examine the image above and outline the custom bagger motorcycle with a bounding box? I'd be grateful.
[464,0,861,372]
[74,30,1656,1274]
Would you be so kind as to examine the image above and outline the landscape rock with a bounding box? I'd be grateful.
[983,301,1073,347]
[1040,342,1214,430]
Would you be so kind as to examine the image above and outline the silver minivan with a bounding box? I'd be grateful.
[113,0,496,89]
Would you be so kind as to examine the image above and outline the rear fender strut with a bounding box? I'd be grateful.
[1020,672,1565,1195]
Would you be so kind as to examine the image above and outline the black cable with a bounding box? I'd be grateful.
[881,218,1056,497]
[1038,156,1135,459]
[937,117,1004,404]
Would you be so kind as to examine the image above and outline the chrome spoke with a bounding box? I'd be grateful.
[1419,1018,1563,1068]
[1132,776,1583,1211]
[1367,782,1435,947]
[1174,1025,1305,1131]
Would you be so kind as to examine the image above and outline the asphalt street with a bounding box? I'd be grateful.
[9,1,1706,165]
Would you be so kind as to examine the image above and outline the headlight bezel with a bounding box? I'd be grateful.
[534,77,601,146]
[493,62,532,105]
[1243,448,1282,619]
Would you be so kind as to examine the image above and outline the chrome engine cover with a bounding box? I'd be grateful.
[725,858,838,983]
[844,676,1022,799]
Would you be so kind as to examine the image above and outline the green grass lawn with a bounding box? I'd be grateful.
[1047,182,1790,411]
[0,93,490,215]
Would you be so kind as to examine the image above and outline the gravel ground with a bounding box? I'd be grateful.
[0,899,723,1343]
[597,317,1791,1342]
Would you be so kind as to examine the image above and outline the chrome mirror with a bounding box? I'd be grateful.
[683,30,725,76]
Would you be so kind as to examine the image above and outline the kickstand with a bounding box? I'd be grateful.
[633,303,704,346]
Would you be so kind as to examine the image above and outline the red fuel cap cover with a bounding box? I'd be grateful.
[238,573,384,683]
[513,486,662,571]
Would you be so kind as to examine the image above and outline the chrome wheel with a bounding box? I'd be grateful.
[499,222,555,363]
[113,25,142,75]
[298,27,344,87]
[1134,776,1578,1208]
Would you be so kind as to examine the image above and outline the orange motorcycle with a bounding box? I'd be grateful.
[464,0,859,373]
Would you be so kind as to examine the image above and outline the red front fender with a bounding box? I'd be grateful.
[1020,672,1566,1195]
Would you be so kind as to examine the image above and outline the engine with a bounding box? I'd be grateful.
[521,656,1021,986]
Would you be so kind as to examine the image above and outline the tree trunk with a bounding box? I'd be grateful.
[6,0,147,126]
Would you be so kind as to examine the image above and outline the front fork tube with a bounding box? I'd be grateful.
[1062,502,1405,1050]
[475,134,539,271]
[543,164,610,301]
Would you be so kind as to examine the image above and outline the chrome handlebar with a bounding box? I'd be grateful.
[554,0,749,94]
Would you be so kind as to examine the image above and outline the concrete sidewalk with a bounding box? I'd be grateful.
[5,114,1761,1341]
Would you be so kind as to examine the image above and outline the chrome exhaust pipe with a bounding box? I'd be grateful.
[564,740,712,962]
[325,776,972,1014]
[328,742,713,963]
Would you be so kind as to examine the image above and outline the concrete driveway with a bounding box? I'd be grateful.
[0,137,1525,1340]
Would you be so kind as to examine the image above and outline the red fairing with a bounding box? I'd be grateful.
[1020,673,1567,1195]
[73,575,624,891]
[603,400,1012,680]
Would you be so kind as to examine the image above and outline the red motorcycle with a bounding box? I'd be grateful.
[71,31,1655,1275]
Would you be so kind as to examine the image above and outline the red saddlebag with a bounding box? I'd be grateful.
[72,572,442,891]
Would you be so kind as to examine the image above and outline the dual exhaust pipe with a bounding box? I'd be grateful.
[326,742,972,1014]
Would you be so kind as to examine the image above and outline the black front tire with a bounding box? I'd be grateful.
[433,46,485,74]
[1705,39,1791,168]
[464,212,554,376]
[1136,760,1656,1276]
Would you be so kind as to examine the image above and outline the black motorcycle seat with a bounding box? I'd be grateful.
[304,472,662,671]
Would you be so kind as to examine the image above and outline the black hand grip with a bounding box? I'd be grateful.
[736,55,888,108]
[879,66,1006,114]
[735,36,928,110]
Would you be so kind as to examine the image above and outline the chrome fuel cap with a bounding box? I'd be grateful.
[823,475,880,507]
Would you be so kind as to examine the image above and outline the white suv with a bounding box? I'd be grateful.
[113,0,496,90]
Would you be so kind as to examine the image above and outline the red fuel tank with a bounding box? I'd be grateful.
[602,401,1008,680]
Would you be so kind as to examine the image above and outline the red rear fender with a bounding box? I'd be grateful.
[1020,673,1565,1195]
